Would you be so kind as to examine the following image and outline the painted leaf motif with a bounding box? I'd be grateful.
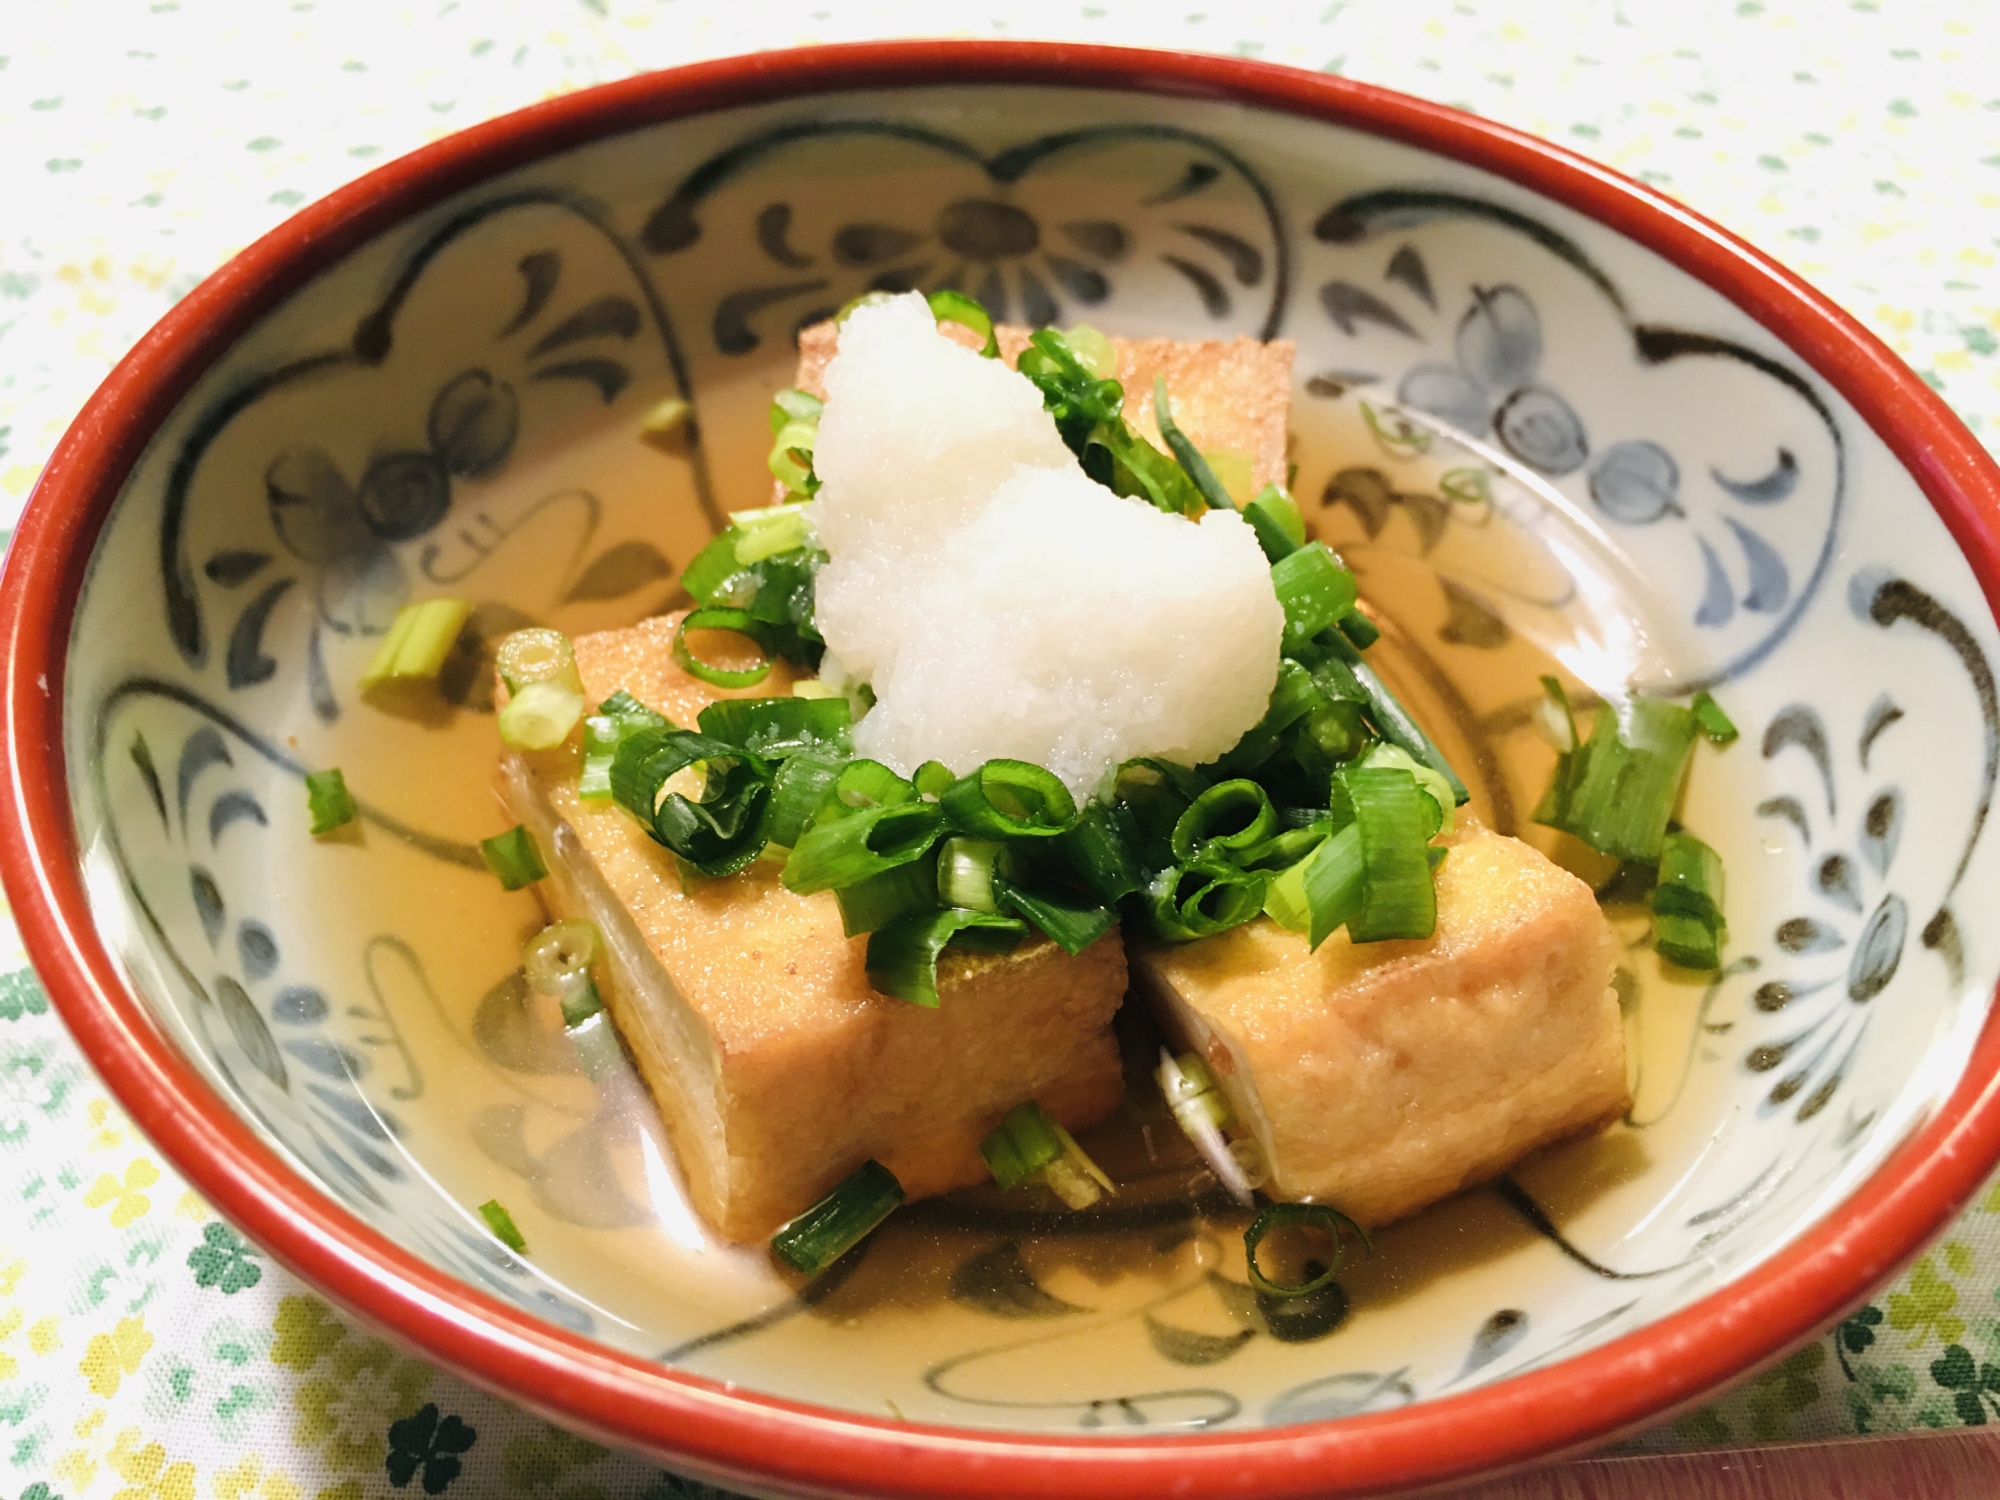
[947,1241,1084,1319]
[1143,1314,1254,1366]
[564,540,673,603]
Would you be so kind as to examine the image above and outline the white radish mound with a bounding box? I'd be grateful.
[811,293,1284,802]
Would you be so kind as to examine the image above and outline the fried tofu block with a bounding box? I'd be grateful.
[1131,822,1626,1227]
[789,320,1294,494]
[500,615,1127,1244]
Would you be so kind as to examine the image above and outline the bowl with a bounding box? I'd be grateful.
[6,39,2000,1499]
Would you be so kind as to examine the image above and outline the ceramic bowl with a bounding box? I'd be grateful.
[7,40,2000,1499]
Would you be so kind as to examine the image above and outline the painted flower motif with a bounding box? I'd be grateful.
[1393,284,1591,477]
[186,1220,263,1294]
[641,124,1282,354]
[386,1402,477,1494]
[184,224,675,722]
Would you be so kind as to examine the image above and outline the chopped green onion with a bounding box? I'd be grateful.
[1159,1050,1233,1129]
[1651,830,1726,970]
[359,598,472,692]
[1170,779,1277,864]
[1342,766,1440,943]
[913,760,956,799]
[638,395,693,454]
[1534,695,1700,863]
[1017,329,1205,517]
[1203,450,1257,507]
[1359,742,1455,836]
[1243,483,1306,562]
[769,387,824,431]
[767,418,822,497]
[992,874,1119,956]
[1243,1202,1368,1299]
[979,1100,1115,1208]
[480,825,546,891]
[1691,690,1740,746]
[610,728,774,876]
[1337,610,1382,650]
[766,750,847,848]
[1112,758,1209,867]
[1317,630,1470,805]
[730,503,815,563]
[522,918,597,991]
[478,1198,528,1254]
[1263,854,1312,933]
[865,909,1027,1007]
[1147,860,1270,942]
[522,920,603,1025]
[304,768,355,836]
[1655,910,1722,971]
[496,628,584,696]
[1271,543,1361,652]
[1302,822,1366,949]
[1151,374,1235,513]
[980,1100,1063,1189]
[834,290,895,325]
[835,856,940,937]
[941,759,1077,839]
[1531,675,1579,754]
[680,529,750,604]
[1060,324,1118,379]
[818,759,919,821]
[791,679,835,700]
[927,289,1000,358]
[1059,801,1148,906]
[1653,829,1725,927]
[782,801,944,894]
[770,1160,904,1277]
[1218,659,1326,774]
[1238,821,1331,873]
[673,607,775,689]
[937,836,1005,914]
[1157,1048,1254,1205]
[498,680,586,751]
[581,692,670,801]
[696,695,851,760]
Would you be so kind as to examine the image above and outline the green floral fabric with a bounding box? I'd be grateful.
[4,1,2000,1493]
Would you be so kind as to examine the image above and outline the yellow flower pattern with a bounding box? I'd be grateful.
[82,1159,161,1230]
[4,3,2000,1494]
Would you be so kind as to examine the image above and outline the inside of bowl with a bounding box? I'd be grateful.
[65,81,2000,1433]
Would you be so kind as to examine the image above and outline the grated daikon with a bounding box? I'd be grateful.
[811,294,1284,799]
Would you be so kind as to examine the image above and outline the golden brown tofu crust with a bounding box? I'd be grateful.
[789,319,1294,494]
[503,614,1127,1243]
[1132,823,1627,1227]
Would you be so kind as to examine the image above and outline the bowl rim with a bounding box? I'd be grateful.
[6,38,2000,1499]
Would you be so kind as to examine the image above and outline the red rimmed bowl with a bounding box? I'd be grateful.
[6,40,2000,1498]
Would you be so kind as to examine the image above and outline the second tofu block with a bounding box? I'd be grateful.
[1132,823,1627,1227]
[503,616,1128,1244]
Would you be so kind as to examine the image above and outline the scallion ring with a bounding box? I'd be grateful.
[495,628,583,696]
[941,759,1077,839]
[1170,779,1277,864]
[1242,1202,1370,1299]
[672,607,775,689]
[927,289,1000,358]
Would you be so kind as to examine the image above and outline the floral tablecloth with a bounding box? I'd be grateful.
[5,2,2000,1496]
